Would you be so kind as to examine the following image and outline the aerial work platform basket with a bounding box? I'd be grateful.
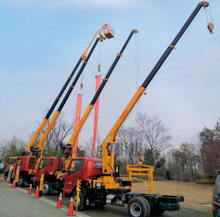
[99,24,114,41]
[104,25,114,39]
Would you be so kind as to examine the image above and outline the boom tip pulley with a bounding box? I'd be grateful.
[199,1,209,7]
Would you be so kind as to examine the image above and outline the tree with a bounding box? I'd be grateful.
[117,126,142,165]
[202,140,220,177]
[0,136,26,163]
[136,113,172,166]
[77,146,86,157]
[84,133,103,158]
[180,143,199,181]
[199,119,220,177]
[32,112,74,157]
[170,149,185,180]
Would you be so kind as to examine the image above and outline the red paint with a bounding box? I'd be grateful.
[73,94,82,156]
[92,75,101,157]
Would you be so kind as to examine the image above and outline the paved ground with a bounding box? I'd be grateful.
[0,181,212,217]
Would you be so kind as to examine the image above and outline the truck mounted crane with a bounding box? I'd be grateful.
[4,30,99,181]
[64,2,214,217]
[33,29,137,196]
[25,30,98,156]
[12,25,114,187]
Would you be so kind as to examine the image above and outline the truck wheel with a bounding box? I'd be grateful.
[127,196,150,217]
[4,172,8,179]
[42,181,51,195]
[73,192,85,211]
[151,209,165,216]
[18,176,25,187]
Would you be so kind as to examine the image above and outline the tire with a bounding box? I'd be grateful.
[4,172,8,179]
[151,209,165,216]
[73,191,85,211]
[42,181,51,195]
[127,196,150,217]
[18,176,25,187]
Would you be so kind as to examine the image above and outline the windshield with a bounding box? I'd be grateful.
[69,159,83,175]
[7,158,15,164]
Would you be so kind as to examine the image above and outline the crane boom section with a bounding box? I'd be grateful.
[102,87,145,174]
[81,30,99,61]
[34,24,114,158]
[68,105,93,151]
[26,30,99,154]
[102,1,212,176]
[36,38,100,152]
[63,29,138,170]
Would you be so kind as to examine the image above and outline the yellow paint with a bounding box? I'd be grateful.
[15,170,20,184]
[37,111,61,151]
[34,157,42,173]
[81,30,99,61]
[27,118,47,154]
[39,174,45,192]
[102,87,146,175]
[127,162,154,194]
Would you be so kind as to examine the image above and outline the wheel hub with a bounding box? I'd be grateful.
[130,202,141,217]
[43,184,49,193]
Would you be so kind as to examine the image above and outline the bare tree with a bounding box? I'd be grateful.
[50,114,74,155]
[94,133,102,158]
[117,126,143,164]
[34,112,74,156]
[83,133,103,158]
[136,113,172,165]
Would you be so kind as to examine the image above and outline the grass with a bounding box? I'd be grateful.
[132,180,213,212]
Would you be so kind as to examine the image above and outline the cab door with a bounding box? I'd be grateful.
[36,159,50,181]
[64,159,84,193]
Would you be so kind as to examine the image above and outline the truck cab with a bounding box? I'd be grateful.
[12,156,36,186]
[34,157,65,195]
[34,157,64,182]
[4,157,18,179]
[63,157,102,195]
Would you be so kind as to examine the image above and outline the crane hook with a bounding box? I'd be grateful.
[98,64,101,72]
[207,23,214,34]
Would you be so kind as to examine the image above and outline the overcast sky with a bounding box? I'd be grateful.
[0,0,220,152]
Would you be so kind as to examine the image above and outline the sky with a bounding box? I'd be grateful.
[0,0,220,152]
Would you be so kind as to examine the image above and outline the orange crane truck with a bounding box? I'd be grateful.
[63,2,214,217]
[12,25,114,187]
[33,29,137,196]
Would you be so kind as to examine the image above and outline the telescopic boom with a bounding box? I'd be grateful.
[25,31,99,155]
[102,1,214,176]
[34,25,114,160]
[62,29,138,170]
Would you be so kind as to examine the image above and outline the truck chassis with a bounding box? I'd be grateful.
[75,180,184,217]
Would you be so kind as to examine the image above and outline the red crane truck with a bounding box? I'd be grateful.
[34,29,137,196]
[63,2,214,217]
[12,25,114,187]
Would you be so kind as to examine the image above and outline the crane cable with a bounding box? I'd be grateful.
[98,42,102,72]
[135,33,142,153]
[135,32,140,116]
[80,68,84,89]
[204,6,214,34]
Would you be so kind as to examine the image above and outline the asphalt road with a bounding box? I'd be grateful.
[27,186,212,217]
[0,182,212,217]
